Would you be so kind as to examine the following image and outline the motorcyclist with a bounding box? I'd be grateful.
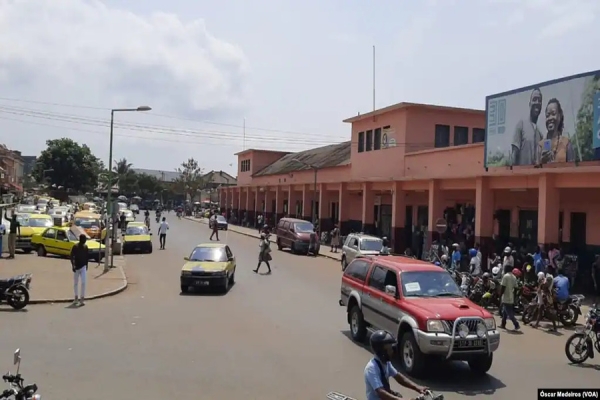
[155,208,162,222]
[440,254,449,268]
[476,272,495,292]
[450,243,461,271]
[364,330,427,400]
[468,248,481,276]
[144,210,150,229]
[531,271,558,331]
[502,247,514,269]
[553,268,570,303]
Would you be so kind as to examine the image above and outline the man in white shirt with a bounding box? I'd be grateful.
[158,217,169,250]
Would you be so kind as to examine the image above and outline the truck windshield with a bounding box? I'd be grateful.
[400,271,463,298]
[360,239,383,251]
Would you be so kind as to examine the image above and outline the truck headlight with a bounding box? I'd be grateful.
[427,320,445,332]
[484,317,496,330]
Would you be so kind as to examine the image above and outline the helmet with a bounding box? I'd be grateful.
[491,266,500,275]
[369,330,396,362]
[482,272,490,280]
[452,243,459,248]
[504,246,511,253]
[512,268,522,277]
[482,292,492,299]
[526,264,532,272]
[441,254,448,261]
[469,248,477,257]
[537,272,545,281]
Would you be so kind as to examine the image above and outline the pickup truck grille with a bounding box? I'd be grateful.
[443,318,481,334]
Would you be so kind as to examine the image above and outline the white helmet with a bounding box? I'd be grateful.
[452,243,459,248]
[491,266,500,275]
[441,254,448,261]
[504,246,511,253]
[537,272,545,281]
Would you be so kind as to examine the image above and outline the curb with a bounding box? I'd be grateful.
[29,258,128,304]
[184,217,341,262]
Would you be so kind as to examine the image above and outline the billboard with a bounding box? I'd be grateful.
[485,70,600,167]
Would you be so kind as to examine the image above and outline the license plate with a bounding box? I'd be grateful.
[194,280,209,286]
[455,339,484,348]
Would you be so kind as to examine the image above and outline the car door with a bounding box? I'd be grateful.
[346,237,360,263]
[282,221,291,246]
[41,228,58,253]
[55,230,71,256]
[362,264,388,329]
[225,246,235,272]
[341,259,370,305]
[377,266,401,333]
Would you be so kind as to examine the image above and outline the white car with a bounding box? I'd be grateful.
[123,210,135,222]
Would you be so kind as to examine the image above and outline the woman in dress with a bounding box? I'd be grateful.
[539,98,575,164]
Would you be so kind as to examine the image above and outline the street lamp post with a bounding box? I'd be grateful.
[104,106,151,272]
[292,159,318,225]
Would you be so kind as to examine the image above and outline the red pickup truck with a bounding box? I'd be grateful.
[339,255,500,377]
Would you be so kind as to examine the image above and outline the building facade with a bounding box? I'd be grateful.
[0,145,24,195]
[219,83,600,279]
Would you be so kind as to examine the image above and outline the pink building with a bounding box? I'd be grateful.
[219,101,600,274]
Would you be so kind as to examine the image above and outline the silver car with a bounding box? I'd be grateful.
[340,233,383,270]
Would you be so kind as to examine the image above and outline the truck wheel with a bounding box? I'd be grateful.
[468,353,493,375]
[349,305,367,342]
[399,332,427,377]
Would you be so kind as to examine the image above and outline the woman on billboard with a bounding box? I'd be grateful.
[539,98,576,164]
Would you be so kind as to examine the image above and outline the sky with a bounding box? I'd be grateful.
[0,0,598,176]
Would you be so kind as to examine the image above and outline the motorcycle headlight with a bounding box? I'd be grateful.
[426,320,445,333]
[484,317,496,330]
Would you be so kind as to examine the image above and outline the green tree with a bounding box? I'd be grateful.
[173,158,206,201]
[136,173,163,196]
[113,158,137,194]
[33,138,103,193]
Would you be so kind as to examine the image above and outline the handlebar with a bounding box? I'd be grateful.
[2,374,22,384]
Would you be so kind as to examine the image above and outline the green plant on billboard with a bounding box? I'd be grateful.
[573,73,600,162]
[486,150,510,167]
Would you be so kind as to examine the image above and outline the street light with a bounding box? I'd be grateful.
[291,158,318,225]
[105,105,151,271]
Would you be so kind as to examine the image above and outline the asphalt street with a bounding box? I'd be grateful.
[1,215,597,399]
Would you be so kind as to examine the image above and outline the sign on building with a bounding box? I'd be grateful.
[485,70,600,167]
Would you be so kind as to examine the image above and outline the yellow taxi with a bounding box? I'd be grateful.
[122,221,153,254]
[180,243,236,293]
[82,202,98,212]
[31,225,106,262]
[73,211,104,239]
[15,213,54,253]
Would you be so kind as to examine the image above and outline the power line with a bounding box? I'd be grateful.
[0,95,345,138]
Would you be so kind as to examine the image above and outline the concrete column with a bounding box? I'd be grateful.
[339,182,350,235]
[301,184,310,221]
[391,182,406,254]
[275,186,284,226]
[361,183,375,234]
[288,185,300,218]
[538,174,560,249]
[318,184,332,233]
[475,177,494,266]
[427,179,444,248]
[263,187,271,227]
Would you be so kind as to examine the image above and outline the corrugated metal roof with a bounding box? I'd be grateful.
[253,141,351,176]
[133,169,181,182]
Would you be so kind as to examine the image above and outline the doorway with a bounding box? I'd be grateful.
[570,212,586,253]
[404,206,413,252]
[518,209,538,248]
[379,204,392,238]
[496,209,511,242]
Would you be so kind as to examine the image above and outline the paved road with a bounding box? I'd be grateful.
[2,216,596,399]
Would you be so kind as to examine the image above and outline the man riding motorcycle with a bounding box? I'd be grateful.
[155,209,162,224]
[365,330,427,400]
[144,210,151,229]
[468,248,482,276]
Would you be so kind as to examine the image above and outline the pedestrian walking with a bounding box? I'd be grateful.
[158,217,169,250]
[253,233,272,274]
[4,208,20,259]
[70,234,89,306]
[499,265,520,330]
[209,213,219,241]
[0,218,5,259]
[330,225,341,253]
[256,214,263,233]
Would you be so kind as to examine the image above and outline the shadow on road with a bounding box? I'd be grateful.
[0,307,28,313]
[571,363,600,371]
[340,330,506,396]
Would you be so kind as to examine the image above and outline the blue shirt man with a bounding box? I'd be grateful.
[364,357,398,400]
[553,273,570,302]
[451,250,461,270]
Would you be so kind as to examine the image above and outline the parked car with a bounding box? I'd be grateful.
[31,226,105,262]
[339,255,499,377]
[214,215,228,230]
[341,233,383,270]
[275,218,320,255]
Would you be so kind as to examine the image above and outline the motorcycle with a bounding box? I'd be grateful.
[327,390,443,400]
[0,275,31,310]
[522,294,583,327]
[565,304,600,364]
[1,348,41,399]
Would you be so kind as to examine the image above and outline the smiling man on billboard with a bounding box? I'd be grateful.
[511,88,543,166]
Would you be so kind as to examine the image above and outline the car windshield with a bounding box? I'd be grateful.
[216,215,226,222]
[360,239,383,251]
[189,247,228,262]
[126,226,148,235]
[66,230,78,241]
[75,218,100,228]
[17,206,36,212]
[401,271,463,298]
[17,216,53,228]
[294,222,314,233]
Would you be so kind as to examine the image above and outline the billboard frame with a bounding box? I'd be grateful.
[484,68,600,168]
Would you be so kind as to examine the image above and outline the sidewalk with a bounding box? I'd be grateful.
[184,217,343,262]
[0,254,127,304]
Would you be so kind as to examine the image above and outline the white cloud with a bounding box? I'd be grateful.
[0,0,249,116]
